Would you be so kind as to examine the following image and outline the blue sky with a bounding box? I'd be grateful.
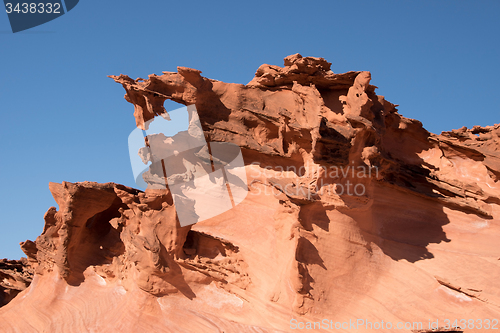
[1,0,499,259]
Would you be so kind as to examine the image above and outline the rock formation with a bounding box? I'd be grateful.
[0,258,33,307]
[0,54,499,332]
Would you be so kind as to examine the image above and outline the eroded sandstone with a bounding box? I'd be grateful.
[1,54,499,332]
[0,258,33,307]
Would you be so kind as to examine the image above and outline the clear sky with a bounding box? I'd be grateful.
[1,0,499,259]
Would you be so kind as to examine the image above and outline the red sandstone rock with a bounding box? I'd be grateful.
[1,55,499,332]
[0,258,33,307]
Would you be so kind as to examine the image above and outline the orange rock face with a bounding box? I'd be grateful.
[0,258,33,307]
[1,54,499,332]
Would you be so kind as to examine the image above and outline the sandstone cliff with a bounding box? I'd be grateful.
[0,54,499,332]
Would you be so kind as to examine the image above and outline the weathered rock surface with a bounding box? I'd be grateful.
[1,54,499,332]
[0,258,33,307]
